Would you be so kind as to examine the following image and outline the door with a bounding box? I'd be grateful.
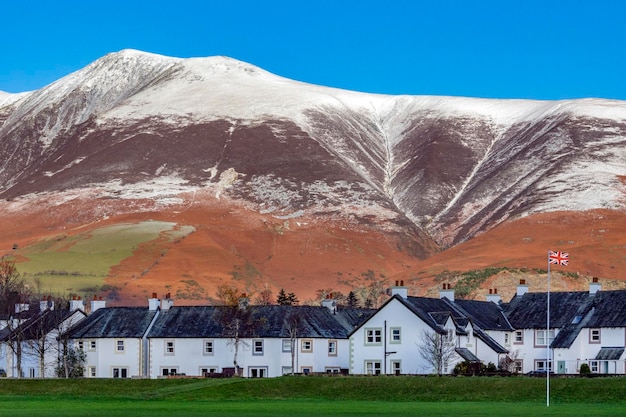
[557,361,565,374]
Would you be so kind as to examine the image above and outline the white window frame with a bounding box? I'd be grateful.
[112,367,128,378]
[253,339,264,356]
[390,327,401,344]
[282,339,292,352]
[328,340,337,356]
[165,340,175,355]
[365,360,382,375]
[203,339,214,356]
[161,367,179,376]
[535,329,555,347]
[115,340,125,353]
[589,328,601,343]
[89,339,97,351]
[391,360,401,375]
[301,339,313,353]
[514,330,523,344]
[200,366,218,376]
[89,366,96,377]
[365,328,382,345]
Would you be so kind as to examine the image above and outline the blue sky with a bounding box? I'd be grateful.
[1,0,625,100]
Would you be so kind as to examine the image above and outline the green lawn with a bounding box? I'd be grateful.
[16,221,194,294]
[0,376,624,417]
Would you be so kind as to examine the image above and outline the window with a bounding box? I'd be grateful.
[253,339,264,356]
[535,329,555,347]
[301,339,313,353]
[282,339,292,352]
[249,367,267,378]
[390,327,401,343]
[391,360,401,375]
[328,340,337,356]
[590,361,599,373]
[514,330,523,344]
[282,366,293,375]
[325,367,341,374]
[203,340,214,355]
[165,340,175,355]
[89,366,96,377]
[365,360,382,375]
[535,360,552,372]
[200,367,218,376]
[77,340,84,351]
[112,367,128,378]
[504,333,510,346]
[161,368,178,376]
[365,328,382,345]
[116,340,125,353]
[89,340,97,351]
[29,368,36,378]
[300,367,312,375]
[514,360,523,374]
[590,329,601,343]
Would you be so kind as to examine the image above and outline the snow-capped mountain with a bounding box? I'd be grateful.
[1,49,625,255]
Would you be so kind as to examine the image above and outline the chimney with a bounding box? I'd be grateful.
[589,277,601,295]
[69,296,84,312]
[161,293,173,311]
[516,279,529,297]
[40,295,54,312]
[321,295,337,314]
[148,292,160,311]
[90,295,106,313]
[390,280,408,299]
[439,283,455,301]
[15,303,30,313]
[486,288,501,304]
[238,293,250,310]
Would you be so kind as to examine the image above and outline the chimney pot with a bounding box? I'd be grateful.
[400,280,404,286]
[520,279,526,285]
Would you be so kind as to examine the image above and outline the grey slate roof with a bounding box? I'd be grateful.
[595,347,624,361]
[65,307,158,338]
[146,305,374,339]
[354,295,509,355]
[456,347,480,362]
[0,308,86,342]
[504,289,626,349]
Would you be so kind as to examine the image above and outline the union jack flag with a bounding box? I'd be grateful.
[548,251,569,266]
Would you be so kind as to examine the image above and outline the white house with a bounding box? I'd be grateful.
[66,295,373,378]
[65,297,159,378]
[349,283,511,375]
[503,278,626,375]
[0,297,86,378]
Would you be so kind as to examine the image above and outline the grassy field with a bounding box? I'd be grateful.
[16,221,193,295]
[0,376,625,417]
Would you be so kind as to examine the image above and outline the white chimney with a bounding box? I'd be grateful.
[90,295,106,313]
[590,277,601,295]
[486,288,501,304]
[148,293,160,311]
[516,279,529,297]
[69,296,84,312]
[321,298,337,314]
[390,280,408,299]
[40,296,54,312]
[14,303,29,313]
[161,293,173,311]
[439,283,455,301]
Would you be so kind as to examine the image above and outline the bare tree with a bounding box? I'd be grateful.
[418,329,457,376]
[215,285,266,376]
[0,258,29,377]
[284,308,305,375]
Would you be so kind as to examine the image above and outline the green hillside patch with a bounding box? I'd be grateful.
[17,221,194,295]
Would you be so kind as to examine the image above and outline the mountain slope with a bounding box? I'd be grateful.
[0,50,625,304]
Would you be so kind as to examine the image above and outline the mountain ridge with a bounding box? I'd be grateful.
[1,50,624,304]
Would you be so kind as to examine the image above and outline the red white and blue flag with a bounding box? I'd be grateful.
[548,251,569,266]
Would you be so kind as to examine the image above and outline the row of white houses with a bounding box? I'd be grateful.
[1,278,625,378]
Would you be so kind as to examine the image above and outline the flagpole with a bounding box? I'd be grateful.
[547,250,551,407]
